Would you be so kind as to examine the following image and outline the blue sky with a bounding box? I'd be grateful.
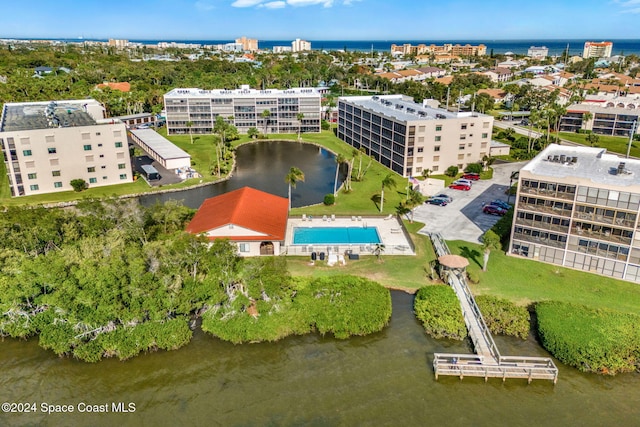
[0,0,638,40]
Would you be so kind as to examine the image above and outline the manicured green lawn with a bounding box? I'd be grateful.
[558,132,639,158]
[446,240,640,315]
[286,221,435,290]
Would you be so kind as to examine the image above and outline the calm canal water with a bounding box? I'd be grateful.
[1,292,639,427]
[141,141,345,209]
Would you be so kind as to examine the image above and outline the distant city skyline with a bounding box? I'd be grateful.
[0,0,638,41]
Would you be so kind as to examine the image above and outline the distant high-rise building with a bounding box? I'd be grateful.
[583,41,613,59]
[390,43,486,57]
[527,46,548,59]
[235,36,258,52]
[108,39,129,49]
[291,38,311,53]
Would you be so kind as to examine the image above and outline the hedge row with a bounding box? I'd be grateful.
[536,301,640,375]
[476,295,530,340]
[413,285,466,340]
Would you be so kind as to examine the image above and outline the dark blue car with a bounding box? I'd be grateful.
[427,197,449,206]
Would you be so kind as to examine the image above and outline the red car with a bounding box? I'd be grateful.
[462,173,480,181]
[449,183,471,191]
[483,205,507,216]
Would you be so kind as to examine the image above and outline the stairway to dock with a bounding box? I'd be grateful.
[429,233,558,384]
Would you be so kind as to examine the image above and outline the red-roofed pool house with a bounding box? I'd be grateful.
[185,187,289,256]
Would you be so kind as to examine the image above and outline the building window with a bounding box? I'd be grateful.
[418,137,425,143]
[96,133,101,137]
[101,165,107,169]
[482,133,488,138]
[460,135,466,140]
[416,157,424,163]
[468,143,473,148]
[459,144,465,150]
[45,135,55,143]
[239,243,250,253]
[27,173,37,179]
[114,131,122,138]
[115,142,123,148]
[458,154,465,160]
[461,124,468,130]
[48,147,57,154]
[418,126,425,132]
[433,156,440,161]
[85,155,94,162]
[118,163,126,169]
[83,144,92,151]
[103,176,108,180]
[23,150,32,156]
[30,184,39,191]
[99,154,104,158]
[25,161,35,168]
[54,182,63,188]
[81,133,90,140]
[89,177,97,184]
[417,147,424,153]
[50,159,59,166]
[435,136,441,142]
[483,122,490,128]
[432,165,439,171]
[434,146,441,152]
[98,143,103,147]
[435,125,442,131]
[117,152,125,159]
[416,167,422,173]
[87,167,96,173]
[119,174,127,180]
[52,170,61,177]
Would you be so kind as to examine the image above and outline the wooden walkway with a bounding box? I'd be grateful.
[430,233,558,384]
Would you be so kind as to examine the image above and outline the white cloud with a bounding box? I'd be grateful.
[615,0,640,13]
[262,1,286,8]
[287,0,334,6]
[195,1,216,11]
[231,0,265,7]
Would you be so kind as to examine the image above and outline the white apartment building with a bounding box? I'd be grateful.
[337,95,494,177]
[583,41,613,59]
[292,38,311,52]
[527,46,548,59]
[510,144,640,283]
[164,85,322,135]
[273,46,293,53]
[0,99,132,197]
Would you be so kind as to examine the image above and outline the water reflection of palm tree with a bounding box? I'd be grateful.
[261,109,270,135]
[333,153,346,197]
[285,166,305,211]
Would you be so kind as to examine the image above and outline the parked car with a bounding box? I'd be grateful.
[433,193,453,203]
[462,172,480,181]
[483,205,507,216]
[426,197,449,206]
[453,178,474,187]
[490,200,511,210]
[520,119,529,126]
[449,183,471,191]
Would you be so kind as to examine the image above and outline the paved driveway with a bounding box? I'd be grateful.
[414,162,526,243]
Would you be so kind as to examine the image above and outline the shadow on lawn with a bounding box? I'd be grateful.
[458,246,482,268]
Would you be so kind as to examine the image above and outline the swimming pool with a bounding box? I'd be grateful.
[292,226,382,245]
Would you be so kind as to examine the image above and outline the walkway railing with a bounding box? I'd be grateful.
[429,233,558,384]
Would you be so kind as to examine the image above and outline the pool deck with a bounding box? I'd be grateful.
[284,215,415,256]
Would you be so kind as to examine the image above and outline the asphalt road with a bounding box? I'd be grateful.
[414,162,526,243]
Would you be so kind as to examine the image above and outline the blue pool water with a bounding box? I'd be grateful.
[293,227,382,245]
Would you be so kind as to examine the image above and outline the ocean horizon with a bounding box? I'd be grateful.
[4,37,640,56]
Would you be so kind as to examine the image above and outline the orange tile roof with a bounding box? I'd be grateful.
[96,82,131,92]
[435,76,454,85]
[477,88,507,99]
[186,187,289,241]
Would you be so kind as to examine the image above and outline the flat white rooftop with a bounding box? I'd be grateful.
[165,87,322,99]
[130,129,190,160]
[522,144,640,187]
[339,94,491,123]
[0,99,104,132]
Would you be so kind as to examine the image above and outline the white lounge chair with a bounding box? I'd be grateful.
[338,254,346,266]
[352,216,357,221]
[357,216,362,221]
[323,215,328,221]
[327,254,338,266]
[331,214,336,221]
[302,214,307,221]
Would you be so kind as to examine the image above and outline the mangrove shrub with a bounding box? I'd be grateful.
[475,295,530,339]
[414,285,466,340]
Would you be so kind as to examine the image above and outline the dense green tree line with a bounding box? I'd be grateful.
[0,201,392,361]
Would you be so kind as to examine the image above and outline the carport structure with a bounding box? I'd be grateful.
[129,128,191,171]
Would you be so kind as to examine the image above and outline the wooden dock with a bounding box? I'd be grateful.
[430,233,558,384]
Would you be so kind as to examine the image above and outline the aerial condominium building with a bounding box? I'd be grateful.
[559,104,639,136]
[510,145,640,283]
[337,95,494,177]
[583,41,613,58]
[164,86,322,136]
[0,99,132,197]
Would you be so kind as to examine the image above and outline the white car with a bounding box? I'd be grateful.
[453,178,473,187]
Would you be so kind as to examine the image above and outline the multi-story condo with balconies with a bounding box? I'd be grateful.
[559,104,638,137]
[583,41,613,58]
[0,99,132,197]
[337,95,494,177]
[510,144,640,283]
[164,86,322,136]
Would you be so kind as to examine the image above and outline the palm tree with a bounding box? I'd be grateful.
[285,166,305,211]
[296,112,304,140]
[582,111,593,132]
[373,243,385,261]
[186,121,194,144]
[379,173,397,212]
[333,153,346,197]
[403,188,425,223]
[261,109,271,135]
[481,229,501,272]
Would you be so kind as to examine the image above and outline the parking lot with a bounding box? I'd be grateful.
[413,162,526,243]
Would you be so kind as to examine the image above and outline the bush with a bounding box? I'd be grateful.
[490,206,514,247]
[475,295,530,339]
[445,166,459,177]
[321,120,330,130]
[464,163,483,174]
[414,285,466,340]
[70,179,88,192]
[323,193,335,205]
[536,301,640,375]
